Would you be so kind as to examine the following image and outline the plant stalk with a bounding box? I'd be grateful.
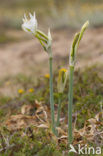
[68,66,74,145]
[56,93,62,127]
[49,53,56,135]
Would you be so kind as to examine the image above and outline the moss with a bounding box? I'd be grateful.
[0,128,62,156]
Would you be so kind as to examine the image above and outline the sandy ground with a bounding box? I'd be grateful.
[0,28,103,78]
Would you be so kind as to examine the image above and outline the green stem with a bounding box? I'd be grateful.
[35,33,47,43]
[56,93,62,127]
[36,30,48,40]
[68,66,74,145]
[49,55,56,135]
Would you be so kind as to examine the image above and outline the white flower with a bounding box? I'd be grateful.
[22,12,37,34]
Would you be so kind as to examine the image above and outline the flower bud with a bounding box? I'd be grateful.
[57,68,68,93]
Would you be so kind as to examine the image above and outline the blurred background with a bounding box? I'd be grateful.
[0,0,103,78]
[1,0,103,43]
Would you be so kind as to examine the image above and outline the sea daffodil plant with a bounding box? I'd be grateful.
[56,68,68,127]
[68,21,89,145]
[22,12,56,135]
